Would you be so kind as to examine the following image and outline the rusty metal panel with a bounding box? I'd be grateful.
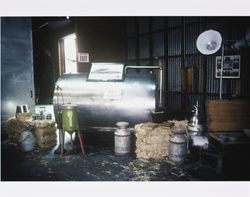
[168,28,182,56]
[184,55,204,93]
[153,32,164,58]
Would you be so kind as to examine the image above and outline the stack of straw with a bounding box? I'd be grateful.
[33,120,57,148]
[134,120,187,160]
[7,117,31,143]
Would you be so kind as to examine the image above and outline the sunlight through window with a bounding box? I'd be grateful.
[64,34,77,73]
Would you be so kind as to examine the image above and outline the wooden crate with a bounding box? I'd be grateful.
[206,100,250,132]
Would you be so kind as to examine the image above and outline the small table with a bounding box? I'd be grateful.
[209,131,250,176]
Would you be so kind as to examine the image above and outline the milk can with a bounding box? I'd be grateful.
[188,102,205,136]
[19,126,37,152]
[169,127,188,163]
[114,121,131,156]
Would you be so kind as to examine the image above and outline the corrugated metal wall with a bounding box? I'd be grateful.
[1,17,36,126]
[127,38,136,60]
[153,32,164,57]
[168,28,182,56]
[139,35,150,59]
[168,57,181,92]
[126,17,250,116]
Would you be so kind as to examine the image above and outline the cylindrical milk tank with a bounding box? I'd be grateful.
[53,73,156,129]
[61,104,79,133]
[169,127,187,163]
[114,122,131,155]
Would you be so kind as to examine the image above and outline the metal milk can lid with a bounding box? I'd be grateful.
[116,121,129,129]
[171,126,186,134]
[170,127,187,143]
[115,121,130,135]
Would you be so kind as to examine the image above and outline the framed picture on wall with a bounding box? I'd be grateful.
[215,55,241,78]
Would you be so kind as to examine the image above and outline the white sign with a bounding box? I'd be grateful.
[88,63,124,81]
[78,52,89,63]
[215,55,240,79]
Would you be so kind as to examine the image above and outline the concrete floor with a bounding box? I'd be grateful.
[1,131,249,181]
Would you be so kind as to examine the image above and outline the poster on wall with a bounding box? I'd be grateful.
[215,55,241,78]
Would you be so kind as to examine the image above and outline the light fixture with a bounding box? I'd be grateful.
[196,29,224,100]
[196,30,222,55]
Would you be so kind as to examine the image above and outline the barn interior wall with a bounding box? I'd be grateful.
[125,16,250,118]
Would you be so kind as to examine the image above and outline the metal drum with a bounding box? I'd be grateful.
[114,122,131,156]
[169,127,188,163]
[53,73,156,130]
[61,104,79,134]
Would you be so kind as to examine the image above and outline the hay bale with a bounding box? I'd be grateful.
[33,120,55,128]
[135,122,171,160]
[7,117,31,143]
[33,120,57,148]
[7,118,57,148]
[134,120,187,160]
[15,112,32,120]
[7,113,32,143]
[167,120,188,131]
